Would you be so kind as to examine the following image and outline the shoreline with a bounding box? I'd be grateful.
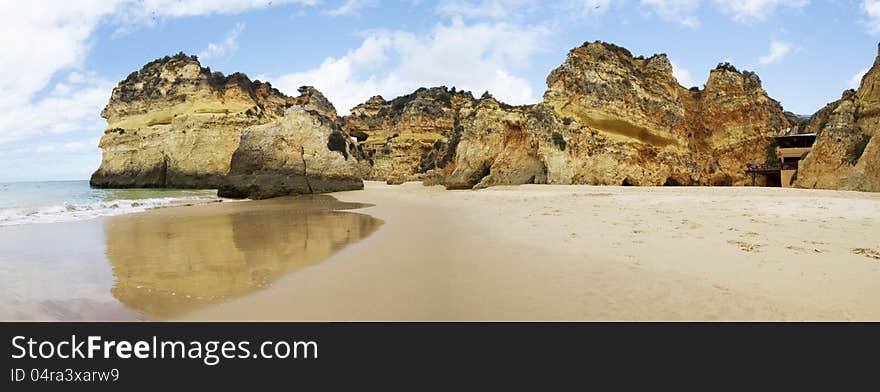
[5,180,880,229]
[0,184,227,227]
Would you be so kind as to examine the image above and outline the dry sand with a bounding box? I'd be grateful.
[181,182,880,321]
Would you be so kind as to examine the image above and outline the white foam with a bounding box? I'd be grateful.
[0,196,217,226]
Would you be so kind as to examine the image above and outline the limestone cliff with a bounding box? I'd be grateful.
[93,42,795,196]
[796,45,880,192]
[696,64,789,185]
[344,42,789,189]
[534,43,702,187]
[341,88,477,184]
[90,53,294,188]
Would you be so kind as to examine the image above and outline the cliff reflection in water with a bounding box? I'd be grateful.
[103,195,382,319]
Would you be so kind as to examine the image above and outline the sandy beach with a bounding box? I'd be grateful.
[183,182,880,321]
[3,182,880,321]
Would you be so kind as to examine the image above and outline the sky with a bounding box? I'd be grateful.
[2,0,880,182]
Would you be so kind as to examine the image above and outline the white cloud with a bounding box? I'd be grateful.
[850,66,871,89]
[328,0,378,16]
[641,0,700,27]
[0,0,314,148]
[35,138,101,154]
[268,17,548,113]
[198,23,246,60]
[758,39,793,65]
[671,61,698,87]
[0,1,116,116]
[132,0,315,16]
[863,0,880,33]
[0,72,114,145]
[714,0,809,23]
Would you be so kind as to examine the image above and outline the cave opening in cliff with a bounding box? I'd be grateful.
[664,178,681,186]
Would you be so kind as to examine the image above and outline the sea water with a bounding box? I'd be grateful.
[0,180,219,226]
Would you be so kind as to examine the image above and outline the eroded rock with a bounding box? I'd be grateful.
[218,106,364,199]
[90,53,295,188]
[93,41,805,196]
[342,87,476,184]
[347,41,789,189]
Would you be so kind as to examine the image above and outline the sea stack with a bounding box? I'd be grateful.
[90,53,295,188]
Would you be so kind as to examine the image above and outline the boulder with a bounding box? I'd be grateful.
[218,107,363,199]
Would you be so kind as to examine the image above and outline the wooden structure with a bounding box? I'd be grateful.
[746,133,817,187]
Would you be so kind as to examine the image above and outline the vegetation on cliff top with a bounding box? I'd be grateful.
[714,62,740,73]
[117,52,289,104]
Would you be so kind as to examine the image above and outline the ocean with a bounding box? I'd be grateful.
[0,180,219,226]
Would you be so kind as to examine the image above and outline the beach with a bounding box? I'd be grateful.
[3,182,880,321]
[181,182,880,321]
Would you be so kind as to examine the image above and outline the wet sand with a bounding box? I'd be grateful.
[3,182,880,321]
[0,196,381,320]
[185,182,880,321]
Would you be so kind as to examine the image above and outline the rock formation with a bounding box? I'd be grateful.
[93,42,801,197]
[795,45,880,192]
[90,53,295,188]
[341,88,476,184]
[90,53,364,199]
[343,42,790,189]
[218,104,364,200]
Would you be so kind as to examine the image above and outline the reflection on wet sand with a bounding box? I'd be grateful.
[0,220,137,321]
[104,195,382,319]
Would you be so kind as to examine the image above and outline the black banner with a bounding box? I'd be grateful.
[2,323,877,389]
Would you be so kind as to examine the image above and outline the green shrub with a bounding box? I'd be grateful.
[765,141,780,165]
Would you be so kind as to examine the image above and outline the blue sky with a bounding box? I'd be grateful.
[2,0,880,182]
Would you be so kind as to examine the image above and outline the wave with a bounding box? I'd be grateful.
[0,196,218,226]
